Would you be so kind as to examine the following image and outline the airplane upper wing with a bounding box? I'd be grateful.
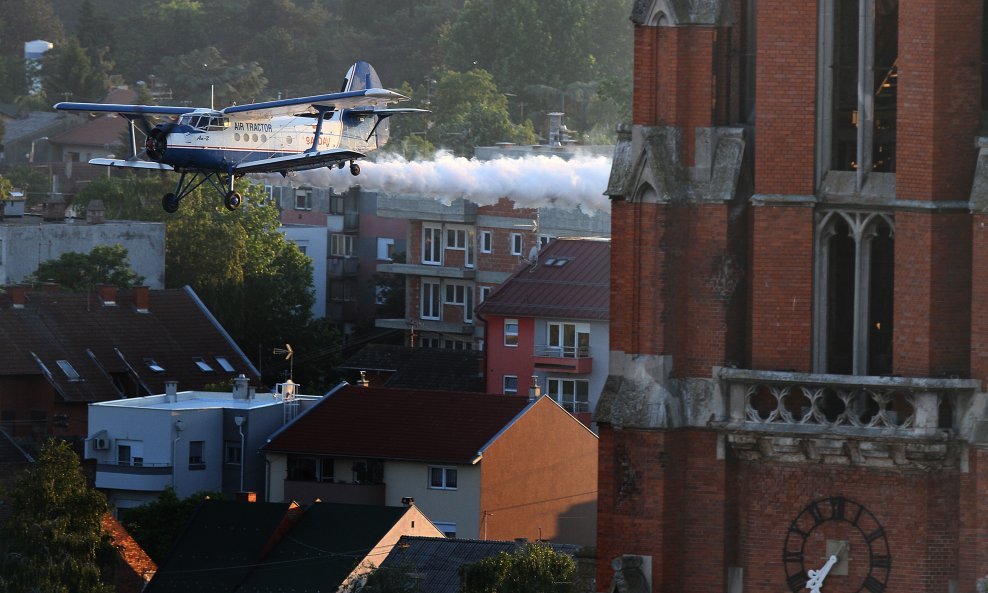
[222,88,409,118]
[54,102,196,116]
[232,148,366,174]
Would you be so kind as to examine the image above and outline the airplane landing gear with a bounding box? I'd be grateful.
[349,161,360,176]
[224,191,242,211]
[162,192,180,214]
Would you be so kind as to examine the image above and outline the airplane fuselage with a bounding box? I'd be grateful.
[151,109,377,172]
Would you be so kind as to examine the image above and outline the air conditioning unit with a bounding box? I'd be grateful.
[93,437,110,450]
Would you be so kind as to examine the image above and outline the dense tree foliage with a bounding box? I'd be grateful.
[120,487,218,564]
[26,243,145,290]
[0,439,115,593]
[459,542,577,593]
[40,34,112,102]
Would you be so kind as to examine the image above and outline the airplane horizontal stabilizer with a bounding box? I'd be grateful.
[89,158,176,171]
[232,148,366,174]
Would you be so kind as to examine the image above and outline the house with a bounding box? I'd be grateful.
[263,384,597,545]
[145,499,442,593]
[0,285,258,451]
[375,195,610,351]
[86,377,321,512]
[101,513,157,593]
[374,535,585,593]
[477,237,610,425]
[597,0,988,592]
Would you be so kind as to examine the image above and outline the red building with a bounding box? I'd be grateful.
[598,1,988,592]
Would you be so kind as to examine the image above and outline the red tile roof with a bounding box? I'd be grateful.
[0,286,258,402]
[476,238,610,320]
[264,385,532,464]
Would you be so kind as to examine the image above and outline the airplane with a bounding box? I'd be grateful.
[54,61,426,213]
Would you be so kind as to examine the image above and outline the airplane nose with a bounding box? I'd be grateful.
[146,125,170,160]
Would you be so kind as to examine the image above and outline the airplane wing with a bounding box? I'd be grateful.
[54,102,196,116]
[222,89,409,119]
[88,158,175,171]
[232,148,366,174]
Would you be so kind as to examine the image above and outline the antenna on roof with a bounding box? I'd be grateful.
[273,343,294,381]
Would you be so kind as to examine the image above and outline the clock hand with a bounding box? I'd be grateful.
[805,555,839,593]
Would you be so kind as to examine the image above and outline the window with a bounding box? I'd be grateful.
[819,0,897,183]
[510,233,523,256]
[547,322,591,358]
[433,522,457,538]
[330,281,354,302]
[331,234,354,257]
[422,225,443,265]
[225,441,242,465]
[446,228,466,249]
[56,360,81,381]
[189,441,205,470]
[193,357,213,372]
[145,359,165,373]
[503,375,518,395]
[480,286,491,303]
[429,466,458,490]
[421,279,441,320]
[539,235,555,248]
[814,211,894,375]
[480,230,493,253]
[547,378,590,413]
[117,439,144,466]
[504,319,519,346]
[287,456,334,481]
[330,195,345,214]
[215,356,235,372]
[295,189,312,210]
[419,336,441,348]
[445,283,466,305]
[377,237,395,261]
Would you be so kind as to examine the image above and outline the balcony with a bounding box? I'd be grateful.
[717,368,980,468]
[96,462,173,492]
[329,257,359,278]
[533,345,593,374]
[284,480,385,505]
[376,262,475,280]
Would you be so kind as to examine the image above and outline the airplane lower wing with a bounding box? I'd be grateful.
[232,149,366,174]
[89,158,176,171]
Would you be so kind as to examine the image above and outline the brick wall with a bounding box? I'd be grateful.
[971,215,988,380]
[753,0,817,196]
[896,1,980,201]
[749,204,814,371]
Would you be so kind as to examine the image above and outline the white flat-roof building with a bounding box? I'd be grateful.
[86,376,320,512]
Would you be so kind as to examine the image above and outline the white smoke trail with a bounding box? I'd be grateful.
[278,152,612,213]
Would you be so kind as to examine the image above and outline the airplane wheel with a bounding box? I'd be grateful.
[162,193,179,213]
[224,191,242,211]
[350,162,360,176]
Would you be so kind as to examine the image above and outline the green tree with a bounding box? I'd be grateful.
[26,243,145,291]
[0,439,114,593]
[0,0,65,55]
[353,560,423,593]
[459,543,576,593]
[41,35,111,102]
[157,46,267,107]
[73,173,172,221]
[120,487,217,564]
[428,68,536,156]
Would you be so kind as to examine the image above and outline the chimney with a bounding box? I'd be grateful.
[528,376,541,402]
[401,497,414,506]
[165,380,178,402]
[358,370,369,387]
[86,199,106,224]
[232,374,250,399]
[6,285,27,308]
[131,286,150,312]
[96,284,117,306]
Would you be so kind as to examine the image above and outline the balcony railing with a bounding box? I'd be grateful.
[329,257,359,277]
[284,480,385,506]
[533,345,592,374]
[96,462,173,491]
[719,368,980,436]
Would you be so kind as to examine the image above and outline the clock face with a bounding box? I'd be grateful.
[783,496,891,593]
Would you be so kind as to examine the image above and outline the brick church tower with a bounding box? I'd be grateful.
[597,1,988,592]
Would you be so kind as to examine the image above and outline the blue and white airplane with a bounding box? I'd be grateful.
[55,62,425,212]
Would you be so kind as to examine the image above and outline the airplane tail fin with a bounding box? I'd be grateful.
[341,61,390,146]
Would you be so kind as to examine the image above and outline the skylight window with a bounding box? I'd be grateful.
[215,356,235,372]
[145,359,165,373]
[56,360,81,381]
[193,357,213,372]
